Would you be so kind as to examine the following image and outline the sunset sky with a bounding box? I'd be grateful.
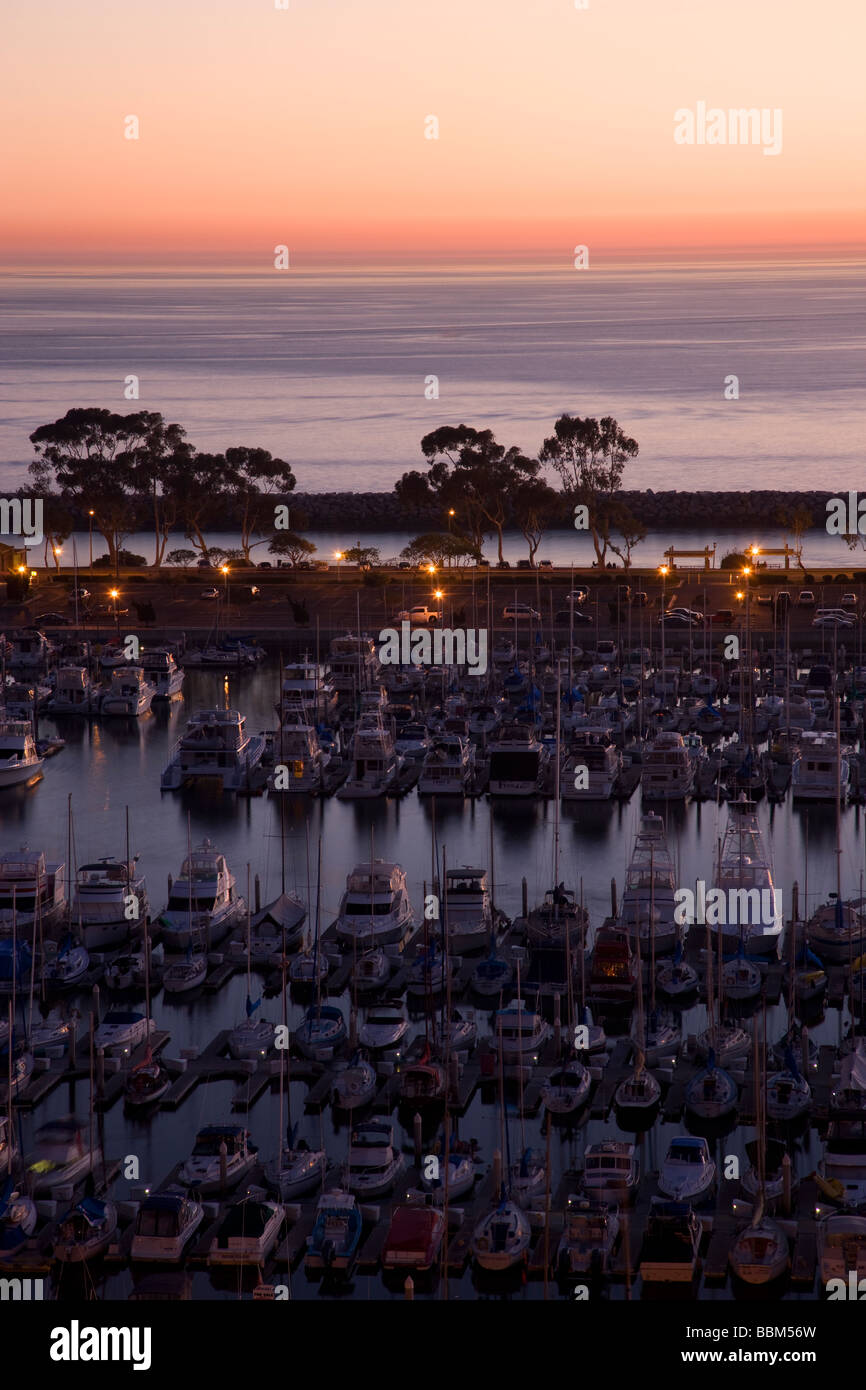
[2,0,863,265]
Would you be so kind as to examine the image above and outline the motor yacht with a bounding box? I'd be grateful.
[305,1191,362,1271]
[343,1121,405,1198]
[140,648,185,700]
[161,708,265,792]
[582,1142,640,1203]
[0,847,65,935]
[487,721,548,798]
[130,1193,204,1262]
[99,667,156,717]
[658,1136,716,1202]
[358,1000,408,1052]
[556,1196,619,1277]
[792,730,849,802]
[618,812,679,956]
[561,731,622,801]
[0,720,44,788]
[337,711,404,799]
[334,860,414,947]
[48,666,101,715]
[178,1125,257,1195]
[208,1196,285,1267]
[158,841,243,949]
[72,856,149,951]
[641,731,696,800]
[639,1198,701,1283]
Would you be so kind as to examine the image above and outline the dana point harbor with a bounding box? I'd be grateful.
[0,0,863,1368]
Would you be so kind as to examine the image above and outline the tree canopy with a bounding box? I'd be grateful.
[539,414,638,566]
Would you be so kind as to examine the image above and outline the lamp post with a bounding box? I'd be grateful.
[88,510,94,569]
[742,565,753,744]
[109,588,120,636]
[659,565,669,700]
[220,564,230,609]
[334,550,343,575]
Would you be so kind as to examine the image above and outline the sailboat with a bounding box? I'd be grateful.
[332,1051,378,1111]
[471,1004,534,1270]
[227,873,275,1059]
[766,1046,812,1122]
[296,838,346,1061]
[685,1048,738,1122]
[264,949,327,1200]
[616,917,662,1122]
[0,1177,37,1260]
[52,1188,118,1263]
[124,915,170,1108]
[729,1018,790,1284]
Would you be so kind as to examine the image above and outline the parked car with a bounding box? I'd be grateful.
[72,587,91,600]
[503,603,541,621]
[774,591,791,609]
[567,588,589,604]
[396,605,442,625]
[797,590,815,606]
[516,559,533,570]
[666,608,704,624]
[197,558,212,568]
[476,558,490,568]
[631,591,648,607]
[841,593,858,607]
[659,613,701,628]
[756,593,774,606]
[201,588,221,599]
[537,559,553,570]
[397,561,412,570]
[711,609,734,624]
[35,611,71,626]
[813,614,854,629]
[257,561,273,569]
[496,560,511,569]
[554,609,592,625]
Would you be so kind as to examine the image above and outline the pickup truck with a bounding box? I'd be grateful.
[395,605,442,625]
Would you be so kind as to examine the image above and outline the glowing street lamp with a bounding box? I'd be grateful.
[334,550,343,574]
[433,589,443,601]
[658,566,669,692]
[88,510,95,567]
[427,564,436,576]
[109,587,120,633]
[220,564,230,604]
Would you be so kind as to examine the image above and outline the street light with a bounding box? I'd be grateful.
[220,564,230,606]
[88,511,94,568]
[334,550,343,574]
[658,565,669,699]
[109,588,120,635]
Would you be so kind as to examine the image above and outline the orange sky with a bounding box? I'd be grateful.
[2,0,863,265]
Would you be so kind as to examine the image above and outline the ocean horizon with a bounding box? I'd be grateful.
[1,258,862,496]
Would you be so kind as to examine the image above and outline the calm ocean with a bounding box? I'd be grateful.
[0,259,863,495]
